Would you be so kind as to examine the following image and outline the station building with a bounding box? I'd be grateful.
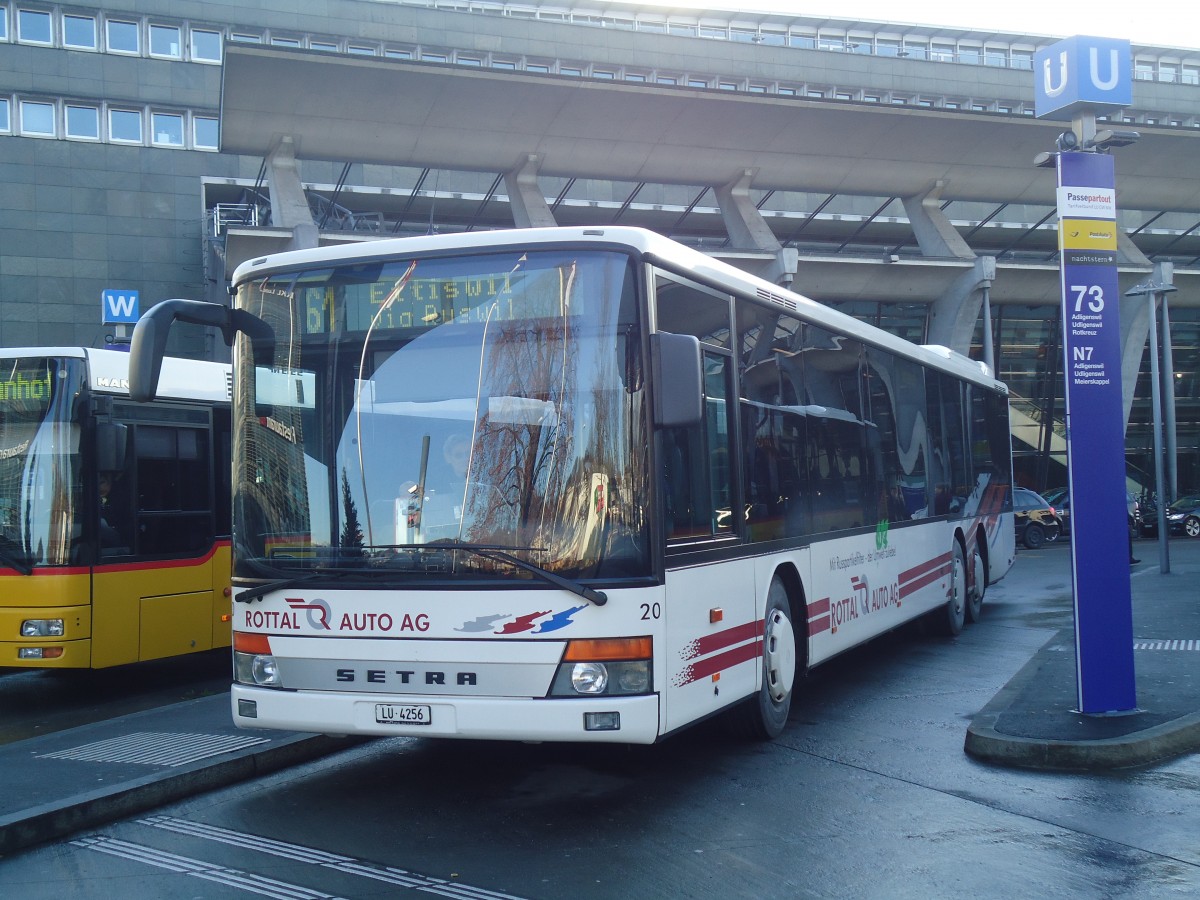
[2,0,1199,493]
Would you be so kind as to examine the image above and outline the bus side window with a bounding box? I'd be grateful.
[132,423,214,556]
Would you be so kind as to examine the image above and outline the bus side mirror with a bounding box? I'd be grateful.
[651,332,703,428]
[129,299,275,402]
[95,422,128,472]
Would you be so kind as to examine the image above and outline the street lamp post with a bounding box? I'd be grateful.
[1125,278,1178,573]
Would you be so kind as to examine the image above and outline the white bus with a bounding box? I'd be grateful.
[130,227,1014,743]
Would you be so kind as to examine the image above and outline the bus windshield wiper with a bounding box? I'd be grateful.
[0,546,33,576]
[403,540,608,606]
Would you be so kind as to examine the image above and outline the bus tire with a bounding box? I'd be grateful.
[726,577,797,740]
[965,542,986,624]
[933,542,967,637]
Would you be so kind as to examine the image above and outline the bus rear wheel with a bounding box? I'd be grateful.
[965,542,986,624]
[726,577,796,740]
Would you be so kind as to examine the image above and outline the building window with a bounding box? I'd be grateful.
[17,8,51,44]
[65,104,99,139]
[20,99,55,136]
[149,24,181,58]
[876,38,901,57]
[193,115,219,150]
[657,75,677,85]
[229,32,261,44]
[1184,66,1200,85]
[1159,63,1177,83]
[421,52,447,62]
[109,108,142,143]
[1011,50,1034,70]
[491,58,517,69]
[152,112,184,146]
[457,56,482,66]
[527,63,550,73]
[63,14,97,50]
[789,33,816,49]
[0,98,9,132]
[348,44,376,56]
[560,66,582,76]
[309,40,338,52]
[699,26,727,40]
[106,19,139,54]
[592,69,615,79]
[718,81,738,91]
[1134,60,1154,80]
[0,8,7,41]
[270,35,301,47]
[625,72,647,82]
[688,78,709,88]
[930,42,955,62]
[191,28,222,62]
[668,24,696,38]
[384,48,413,59]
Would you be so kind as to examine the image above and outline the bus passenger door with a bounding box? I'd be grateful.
[92,410,220,667]
[659,347,757,732]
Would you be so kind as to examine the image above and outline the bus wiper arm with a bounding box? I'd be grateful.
[235,572,320,604]
[0,546,33,576]
[421,540,607,607]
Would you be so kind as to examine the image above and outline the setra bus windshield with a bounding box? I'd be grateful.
[232,247,651,583]
[0,357,86,571]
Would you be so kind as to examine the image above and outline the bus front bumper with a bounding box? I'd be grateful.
[231,685,662,744]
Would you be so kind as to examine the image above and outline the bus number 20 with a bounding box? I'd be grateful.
[640,602,662,620]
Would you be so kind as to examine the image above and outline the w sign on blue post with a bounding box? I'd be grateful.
[102,289,140,324]
[1034,36,1131,120]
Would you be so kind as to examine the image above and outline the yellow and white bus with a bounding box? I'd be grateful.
[131,227,1014,742]
[0,348,232,668]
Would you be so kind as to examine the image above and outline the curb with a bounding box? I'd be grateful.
[0,734,362,857]
[964,631,1200,771]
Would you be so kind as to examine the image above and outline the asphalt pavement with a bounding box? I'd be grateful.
[1,539,1197,857]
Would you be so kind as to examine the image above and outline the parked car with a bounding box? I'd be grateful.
[1013,487,1061,549]
[1164,495,1200,538]
[1041,487,1140,538]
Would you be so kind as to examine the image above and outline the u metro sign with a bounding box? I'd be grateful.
[101,289,139,324]
[1034,36,1131,120]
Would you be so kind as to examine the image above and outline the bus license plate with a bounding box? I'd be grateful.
[375,703,431,725]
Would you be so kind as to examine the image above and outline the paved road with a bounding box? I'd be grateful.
[2,538,1198,898]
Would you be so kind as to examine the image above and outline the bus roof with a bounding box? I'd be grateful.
[0,347,231,404]
[230,226,1004,393]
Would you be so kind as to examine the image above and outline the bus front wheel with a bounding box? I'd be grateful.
[933,542,967,637]
[726,577,796,740]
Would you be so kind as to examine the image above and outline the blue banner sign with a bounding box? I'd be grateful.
[102,289,140,324]
[1057,151,1136,714]
[1035,36,1131,120]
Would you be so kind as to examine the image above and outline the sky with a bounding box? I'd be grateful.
[630,1,1199,50]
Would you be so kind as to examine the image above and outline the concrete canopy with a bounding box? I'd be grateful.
[220,45,1200,214]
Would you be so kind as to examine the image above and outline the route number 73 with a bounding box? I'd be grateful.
[1071,284,1105,313]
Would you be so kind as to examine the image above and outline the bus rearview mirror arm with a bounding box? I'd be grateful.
[130,300,275,402]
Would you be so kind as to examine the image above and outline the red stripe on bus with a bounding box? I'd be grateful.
[808,615,831,637]
[0,539,231,577]
[899,551,951,588]
[675,639,763,686]
[93,540,230,574]
[680,620,762,661]
[899,561,951,598]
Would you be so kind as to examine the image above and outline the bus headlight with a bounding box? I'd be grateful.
[234,651,281,687]
[549,637,652,697]
[571,662,608,694]
[21,619,64,637]
[233,632,281,687]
